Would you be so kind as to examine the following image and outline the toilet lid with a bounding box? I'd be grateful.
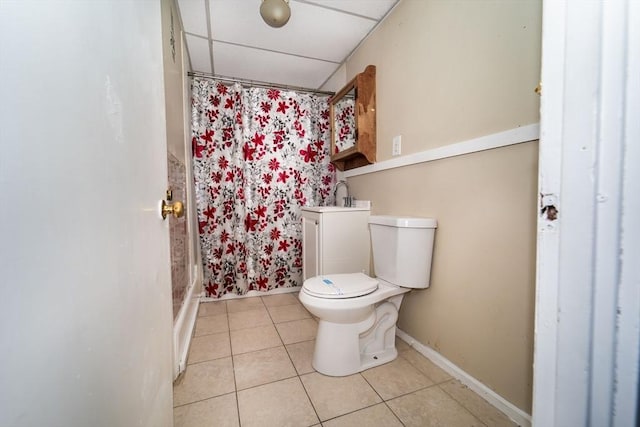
[302,273,378,299]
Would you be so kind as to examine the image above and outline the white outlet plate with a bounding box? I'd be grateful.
[392,135,402,156]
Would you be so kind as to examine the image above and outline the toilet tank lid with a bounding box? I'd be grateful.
[369,215,437,228]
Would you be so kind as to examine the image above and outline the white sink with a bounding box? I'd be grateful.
[301,205,370,213]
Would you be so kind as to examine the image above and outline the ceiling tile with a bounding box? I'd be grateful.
[177,0,208,37]
[177,0,398,89]
[300,0,398,20]
[212,42,339,89]
[209,0,375,63]
[185,34,212,73]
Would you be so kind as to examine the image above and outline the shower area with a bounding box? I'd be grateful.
[190,76,337,299]
[168,72,337,377]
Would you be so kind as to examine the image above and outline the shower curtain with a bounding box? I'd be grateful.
[191,78,336,298]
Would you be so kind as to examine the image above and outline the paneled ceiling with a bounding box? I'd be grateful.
[176,0,399,90]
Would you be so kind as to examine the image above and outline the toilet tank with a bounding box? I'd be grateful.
[369,216,437,288]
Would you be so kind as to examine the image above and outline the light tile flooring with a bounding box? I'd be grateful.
[173,293,518,427]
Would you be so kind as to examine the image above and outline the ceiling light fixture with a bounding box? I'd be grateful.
[260,0,291,28]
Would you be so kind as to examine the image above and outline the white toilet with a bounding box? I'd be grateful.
[299,215,437,376]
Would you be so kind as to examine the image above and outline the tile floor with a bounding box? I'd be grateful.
[173,293,518,427]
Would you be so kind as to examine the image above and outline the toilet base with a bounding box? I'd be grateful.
[311,294,405,376]
[359,345,399,372]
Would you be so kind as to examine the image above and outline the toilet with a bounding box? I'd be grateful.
[299,215,437,376]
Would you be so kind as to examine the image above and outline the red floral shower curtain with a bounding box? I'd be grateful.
[191,78,336,298]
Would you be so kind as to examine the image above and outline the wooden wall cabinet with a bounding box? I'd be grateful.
[330,65,376,171]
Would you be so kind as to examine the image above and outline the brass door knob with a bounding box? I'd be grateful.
[161,200,184,219]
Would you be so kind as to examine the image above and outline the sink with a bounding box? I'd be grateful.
[301,205,370,213]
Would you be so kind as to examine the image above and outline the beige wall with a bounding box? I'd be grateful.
[320,63,347,92]
[349,142,538,411]
[347,0,541,161]
[345,0,541,413]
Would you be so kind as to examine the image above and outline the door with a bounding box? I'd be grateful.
[532,1,639,425]
[0,2,174,427]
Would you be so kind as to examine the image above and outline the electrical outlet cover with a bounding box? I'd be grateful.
[392,135,401,156]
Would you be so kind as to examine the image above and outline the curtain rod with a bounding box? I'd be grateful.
[187,71,335,97]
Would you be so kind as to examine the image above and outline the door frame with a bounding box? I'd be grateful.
[171,28,203,379]
[532,0,639,425]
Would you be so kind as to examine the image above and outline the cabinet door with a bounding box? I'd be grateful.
[321,212,371,275]
[302,215,320,281]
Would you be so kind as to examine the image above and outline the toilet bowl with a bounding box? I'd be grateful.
[299,215,437,376]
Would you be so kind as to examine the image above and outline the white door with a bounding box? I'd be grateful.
[0,2,174,427]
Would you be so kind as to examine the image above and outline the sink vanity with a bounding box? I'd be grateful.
[330,65,377,171]
[301,206,371,281]
[303,65,378,280]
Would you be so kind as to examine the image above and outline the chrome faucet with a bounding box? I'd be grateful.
[334,180,353,207]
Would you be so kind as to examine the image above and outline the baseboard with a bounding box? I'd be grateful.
[396,328,532,427]
[173,266,202,380]
[200,285,301,302]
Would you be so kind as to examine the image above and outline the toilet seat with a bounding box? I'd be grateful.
[302,273,378,299]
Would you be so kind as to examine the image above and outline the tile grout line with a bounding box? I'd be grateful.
[185,338,230,367]
[272,315,316,327]
[396,347,458,387]
[236,372,300,394]
[186,299,310,421]
[196,299,227,317]
[192,330,228,338]
[231,298,297,395]
[192,309,229,337]
[437,382,492,427]
[229,301,303,393]
[172,390,236,410]
[266,299,323,426]
[393,348,493,424]
[382,382,442,402]
[225,306,242,427]
[354,358,446,420]
[185,297,313,424]
[232,342,284,356]
[266,303,313,324]
[267,295,407,424]
[298,373,323,425]
[320,400,405,426]
[173,304,234,411]
[184,297,497,426]
[228,306,273,332]
[358,372,406,426]
[386,400,407,427]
